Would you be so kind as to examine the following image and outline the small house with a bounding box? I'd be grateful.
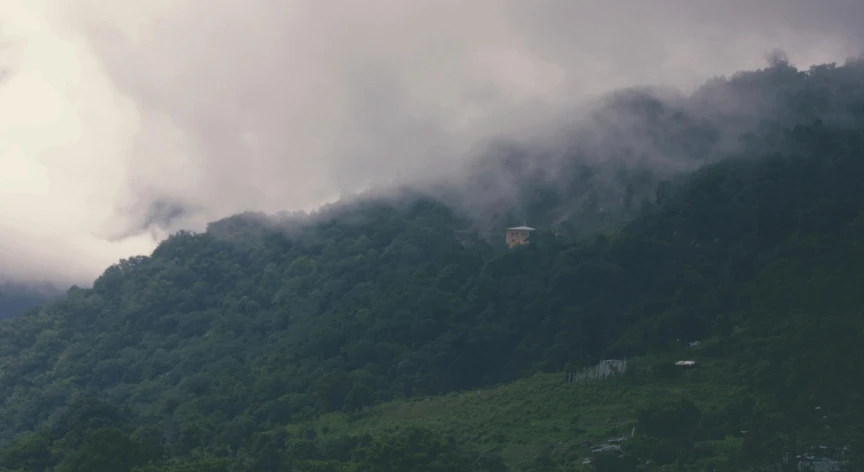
[506,226,535,248]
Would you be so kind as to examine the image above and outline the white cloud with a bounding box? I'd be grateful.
[0,0,861,285]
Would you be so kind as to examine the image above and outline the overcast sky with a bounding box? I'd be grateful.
[1,0,862,286]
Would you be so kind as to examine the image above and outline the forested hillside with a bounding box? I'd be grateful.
[439,55,864,233]
[0,59,863,471]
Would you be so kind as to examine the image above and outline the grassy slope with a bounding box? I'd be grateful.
[306,342,742,469]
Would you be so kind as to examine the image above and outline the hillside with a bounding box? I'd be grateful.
[436,56,864,233]
[302,350,745,471]
[0,60,862,471]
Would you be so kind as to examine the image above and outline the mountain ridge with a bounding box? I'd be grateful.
[0,59,863,471]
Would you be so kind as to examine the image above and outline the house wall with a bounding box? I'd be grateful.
[506,231,530,248]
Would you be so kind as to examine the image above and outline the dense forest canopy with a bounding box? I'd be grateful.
[0,58,863,471]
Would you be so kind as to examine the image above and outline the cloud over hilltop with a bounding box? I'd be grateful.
[1,0,862,285]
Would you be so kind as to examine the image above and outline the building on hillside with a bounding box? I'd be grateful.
[505,226,535,248]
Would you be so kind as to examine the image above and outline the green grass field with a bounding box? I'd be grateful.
[304,345,744,469]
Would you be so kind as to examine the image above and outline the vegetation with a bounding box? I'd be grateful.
[0,58,863,470]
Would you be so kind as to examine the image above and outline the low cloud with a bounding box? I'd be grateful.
[1,0,862,285]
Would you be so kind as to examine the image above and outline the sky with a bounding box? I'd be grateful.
[0,0,862,286]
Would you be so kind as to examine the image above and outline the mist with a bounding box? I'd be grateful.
[1,0,862,286]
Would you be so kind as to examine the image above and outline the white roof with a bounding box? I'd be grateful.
[507,226,535,231]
